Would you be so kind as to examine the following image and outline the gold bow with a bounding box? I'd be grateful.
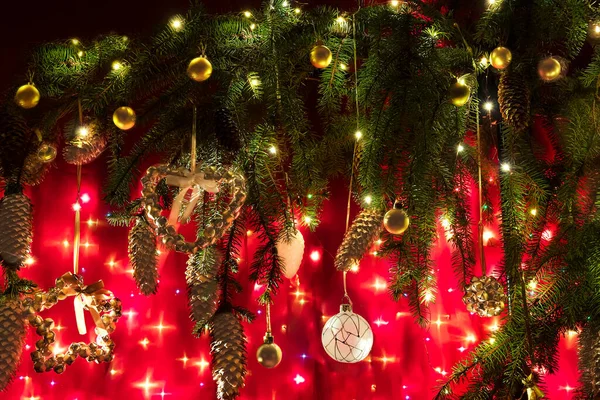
[522,374,545,400]
[165,167,220,225]
[59,272,113,335]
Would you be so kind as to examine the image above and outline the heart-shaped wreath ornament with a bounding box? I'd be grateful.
[22,272,122,374]
[141,164,246,254]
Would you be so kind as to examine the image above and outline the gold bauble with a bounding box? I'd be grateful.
[490,46,512,70]
[187,57,213,82]
[112,106,136,130]
[310,45,332,69]
[15,84,40,109]
[538,57,562,82]
[449,82,471,107]
[37,143,57,163]
[383,207,410,235]
[256,334,282,368]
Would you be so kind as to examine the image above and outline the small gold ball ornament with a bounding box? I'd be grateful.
[383,202,410,235]
[187,56,213,82]
[490,46,512,70]
[15,83,40,109]
[449,81,471,107]
[310,44,333,69]
[256,333,282,368]
[112,106,136,130]
[538,57,562,82]
[37,143,57,163]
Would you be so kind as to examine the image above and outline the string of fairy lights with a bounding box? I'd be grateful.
[10,0,599,398]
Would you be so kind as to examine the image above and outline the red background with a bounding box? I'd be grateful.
[0,0,581,399]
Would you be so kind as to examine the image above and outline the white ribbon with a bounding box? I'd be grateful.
[166,167,220,226]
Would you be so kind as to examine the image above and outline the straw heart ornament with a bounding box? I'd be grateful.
[141,163,246,254]
[23,272,122,374]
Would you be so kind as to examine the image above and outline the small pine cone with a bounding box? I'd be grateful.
[63,136,107,165]
[498,71,531,131]
[21,153,49,187]
[593,330,600,395]
[210,312,247,400]
[186,249,220,328]
[334,208,383,271]
[215,108,242,162]
[128,218,159,295]
[0,299,26,391]
[0,193,33,269]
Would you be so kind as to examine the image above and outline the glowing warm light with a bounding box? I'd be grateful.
[489,337,496,344]
[480,56,488,66]
[376,239,383,245]
[349,262,360,273]
[195,359,210,371]
[488,0,496,4]
[309,250,320,262]
[63,240,69,248]
[530,208,538,216]
[423,290,434,303]
[379,355,395,364]
[282,0,289,6]
[293,374,306,384]
[483,101,494,112]
[567,330,578,337]
[299,298,306,305]
[457,144,465,153]
[253,282,263,291]
[139,338,150,349]
[336,16,345,23]
[433,317,443,328]
[24,256,35,266]
[250,78,260,87]
[434,367,447,376]
[303,215,312,224]
[77,126,89,138]
[72,202,82,211]
[134,373,160,397]
[250,23,257,30]
[390,0,400,6]
[169,17,184,31]
[528,280,537,291]
[294,288,303,298]
[562,385,573,392]
[110,368,118,375]
[55,325,63,332]
[372,279,387,291]
[77,50,84,57]
[154,320,173,333]
[542,229,553,241]
[483,229,494,244]
[83,241,91,248]
[243,11,252,18]
[246,230,253,236]
[488,322,499,332]
[80,193,90,203]
[71,38,80,45]
[112,61,123,71]
[364,195,372,205]
[501,163,511,172]
[108,260,115,267]
[269,145,277,154]
[458,346,466,352]
[294,8,301,14]
[466,334,477,343]
[339,63,347,70]
[355,130,363,140]
[156,249,162,255]
[374,317,389,327]
[87,218,98,227]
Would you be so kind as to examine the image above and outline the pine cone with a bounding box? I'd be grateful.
[187,249,220,328]
[334,208,383,271]
[592,330,600,395]
[128,218,159,295]
[63,136,107,165]
[498,71,530,131]
[0,298,26,391]
[215,108,242,162]
[21,153,49,187]
[0,193,33,269]
[210,312,247,400]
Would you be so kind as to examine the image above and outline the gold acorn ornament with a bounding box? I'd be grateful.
[449,80,471,107]
[490,46,512,70]
[310,42,332,69]
[187,56,213,82]
[256,332,282,369]
[112,106,136,131]
[538,56,562,82]
[15,83,40,109]
[383,201,410,235]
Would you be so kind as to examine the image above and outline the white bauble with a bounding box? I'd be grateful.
[276,229,305,279]
[321,304,373,363]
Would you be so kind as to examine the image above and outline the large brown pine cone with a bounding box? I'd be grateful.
[0,193,33,269]
[128,218,159,295]
[0,298,26,391]
[498,71,531,131]
[334,208,383,271]
[210,312,247,400]
[186,249,220,329]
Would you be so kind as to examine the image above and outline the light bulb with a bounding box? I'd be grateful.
[77,126,89,138]
[501,163,511,172]
[169,17,184,31]
[483,101,494,111]
[269,145,277,154]
[355,130,363,140]
[457,144,465,152]
[243,11,252,18]
[364,195,372,205]
[390,0,400,6]
[294,8,301,14]
[112,61,122,71]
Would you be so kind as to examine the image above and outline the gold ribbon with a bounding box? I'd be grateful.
[59,272,113,335]
[165,167,220,226]
[522,374,545,400]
